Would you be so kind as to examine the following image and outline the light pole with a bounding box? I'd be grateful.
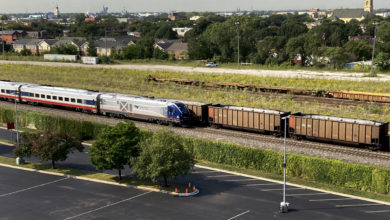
[235,22,240,68]
[14,90,22,165]
[370,22,379,76]
[280,116,289,213]
[1,21,4,60]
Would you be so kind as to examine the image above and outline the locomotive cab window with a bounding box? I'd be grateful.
[77,99,82,104]
[71,98,75,103]
[65,97,69,102]
[47,95,51,99]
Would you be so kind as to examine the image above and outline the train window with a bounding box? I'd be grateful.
[1,89,4,93]
[6,90,10,94]
[53,96,57,100]
[71,98,75,103]
[29,93,34,97]
[35,94,39,98]
[41,94,45,99]
[59,97,63,101]
[65,97,69,102]
[77,99,82,104]
[47,95,51,99]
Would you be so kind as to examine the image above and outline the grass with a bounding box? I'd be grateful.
[196,160,390,203]
[0,64,389,123]
[0,155,187,192]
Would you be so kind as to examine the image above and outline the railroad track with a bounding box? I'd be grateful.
[198,127,390,161]
[1,100,390,167]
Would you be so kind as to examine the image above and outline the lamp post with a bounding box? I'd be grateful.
[280,116,289,213]
[1,21,4,60]
[14,91,21,165]
[235,22,240,68]
[370,22,379,75]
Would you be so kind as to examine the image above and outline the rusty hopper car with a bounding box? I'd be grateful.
[208,105,290,135]
[181,101,211,125]
[326,90,390,103]
[289,113,389,150]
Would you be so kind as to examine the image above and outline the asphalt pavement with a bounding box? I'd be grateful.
[1,129,390,219]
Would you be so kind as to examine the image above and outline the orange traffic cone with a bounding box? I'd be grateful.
[175,188,178,193]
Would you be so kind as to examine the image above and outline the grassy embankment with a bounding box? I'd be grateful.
[0,64,389,122]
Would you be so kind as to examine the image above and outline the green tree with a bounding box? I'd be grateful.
[374,52,390,71]
[153,47,168,60]
[51,44,79,55]
[86,38,97,56]
[120,44,144,60]
[344,39,372,61]
[132,129,195,187]
[14,131,83,169]
[89,122,140,180]
[20,48,32,56]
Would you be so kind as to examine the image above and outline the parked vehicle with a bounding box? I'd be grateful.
[205,62,218,67]
[81,56,99,65]
[44,54,78,62]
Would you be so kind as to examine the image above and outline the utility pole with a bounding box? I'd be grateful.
[14,91,19,147]
[370,22,379,76]
[280,116,289,213]
[1,21,4,60]
[105,28,107,57]
[235,22,240,68]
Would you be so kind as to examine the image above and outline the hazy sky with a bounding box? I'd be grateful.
[0,0,388,13]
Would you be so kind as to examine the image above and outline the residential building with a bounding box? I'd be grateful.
[127,32,141,38]
[0,30,26,43]
[52,37,87,55]
[12,38,42,54]
[26,30,48,39]
[94,36,138,56]
[154,39,188,60]
[37,39,57,53]
[172,27,192,38]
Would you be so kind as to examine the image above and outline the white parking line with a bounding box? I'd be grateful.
[336,204,384,208]
[0,177,69,198]
[310,198,355,202]
[261,188,302,192]
[365,210,390,214]
[64,191,152,220]
[206,174,237,178]
[287,193,328,196]
[224,179,258,182]
[227,210,250,220]
[243,183,279,187]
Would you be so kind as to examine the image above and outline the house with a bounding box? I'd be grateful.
[154,39,188,60]
[127,32,141,38]
[172,27,192,38]
[12,38,43,54]
[26,30,48,39]
[168,12,187,21]
[52,37,87,54]
[37,39,57,53]
[94,36,138,56]
[0,30,26,43]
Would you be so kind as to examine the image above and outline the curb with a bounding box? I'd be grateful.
[0,161,199,197]
[195,164,390,206]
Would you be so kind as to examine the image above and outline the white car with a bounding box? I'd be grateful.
[205,62,218,67]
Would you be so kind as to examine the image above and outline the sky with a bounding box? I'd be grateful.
[0,0,388,14]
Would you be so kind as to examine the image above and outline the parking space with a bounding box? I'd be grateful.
[1,143,390,219]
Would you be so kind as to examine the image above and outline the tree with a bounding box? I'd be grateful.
[13,131,83,169]
[51,44,79,55]
[89,122,140,180]
[132,129,195,187]
[120,44,144,60]
[20,48,32,56]
[87,37,97,56]
[344,39,372,61]
[153,47,168,60]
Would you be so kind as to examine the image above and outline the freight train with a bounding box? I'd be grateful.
[0,80,388,151]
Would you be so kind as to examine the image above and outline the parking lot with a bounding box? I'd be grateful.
[1,161,390,220]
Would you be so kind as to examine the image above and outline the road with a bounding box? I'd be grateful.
[1,60,390,82]
[1,142,390,219]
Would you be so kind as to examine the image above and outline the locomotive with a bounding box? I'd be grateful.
[0,80,388,151]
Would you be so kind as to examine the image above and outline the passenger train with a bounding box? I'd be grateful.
[0,80,388,151]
